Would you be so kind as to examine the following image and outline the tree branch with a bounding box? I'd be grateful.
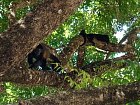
[82,54,135,76]
[0,0,84,74]
[59,35,84,67]
[93,39,134,52]
[77,46,85,68]
[12,81,140,105]
[1,67,69,88]
[119,27,140,44]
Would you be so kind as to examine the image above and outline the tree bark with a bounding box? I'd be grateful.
[77,46,85,68]
[12,81,140,105]
[0,0,84,74]
[1,0,140,104]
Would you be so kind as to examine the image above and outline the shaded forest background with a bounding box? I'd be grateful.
[0,0,140,104]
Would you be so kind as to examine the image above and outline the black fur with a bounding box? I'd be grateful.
[27,44,62,72]
[80,30,110,46]
[28,44,46,70]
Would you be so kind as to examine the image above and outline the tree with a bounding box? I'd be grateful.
[0,0,140,105]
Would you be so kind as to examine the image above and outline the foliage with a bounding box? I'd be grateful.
[0,0,140,104]
[0,83,57,104]
[66,70,92,90]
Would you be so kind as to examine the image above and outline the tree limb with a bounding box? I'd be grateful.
[119,27,140,44]
[82,54,135,76]
[77,46,85,68]
[0,0,84,75]
[12,81,140,105]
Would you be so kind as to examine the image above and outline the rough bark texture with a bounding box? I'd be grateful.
[12,81,140,105]
[93,40,133,52]
[2,67,69,88]
[77,46,85,68]
[0,0,84,74]
[58,34,134,67]
[1,0,140,105]
[59,35,84,66]
[0,29,136,88]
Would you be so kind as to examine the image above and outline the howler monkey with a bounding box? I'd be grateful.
[27,43,61,72]
[79,30,110,46]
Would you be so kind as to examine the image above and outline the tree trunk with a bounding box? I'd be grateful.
[0,0,84,74]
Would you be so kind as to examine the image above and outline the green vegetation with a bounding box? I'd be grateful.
[0,0,140,104]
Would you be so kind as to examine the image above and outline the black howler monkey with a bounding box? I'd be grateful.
[28,43,61,72]
[79,30,110,46]
[28,44,46,70]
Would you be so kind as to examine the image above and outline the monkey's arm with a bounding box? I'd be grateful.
[79,30,87,46]
[50,54,61,63]
[27,53,34,66]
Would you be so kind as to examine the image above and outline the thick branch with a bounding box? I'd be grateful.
[2,67,69,88]
[93,39,133,52]
[77,46,85,68]
[7,0,38,26]
[0,61,79,89]
[13,81,140,105]
[58,34,133,68]
[12,0,38,10]
[0,0,84,74]
[59,35,84,66]
[119,27,140,44]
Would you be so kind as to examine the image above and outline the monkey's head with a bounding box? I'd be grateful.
[80,30,86,35]
[79,29,86,46]
[33,44,44,57]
